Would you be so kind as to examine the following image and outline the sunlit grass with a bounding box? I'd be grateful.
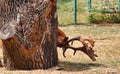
[57,0,88,25]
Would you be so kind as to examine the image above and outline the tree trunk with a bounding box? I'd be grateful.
[0,0,58,70]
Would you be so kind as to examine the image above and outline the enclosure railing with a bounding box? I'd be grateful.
[87,0,120,13]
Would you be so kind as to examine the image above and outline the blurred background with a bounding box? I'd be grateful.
[57,0,120,25]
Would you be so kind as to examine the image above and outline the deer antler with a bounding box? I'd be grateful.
[57,28,97,61]
[62,36,97,61]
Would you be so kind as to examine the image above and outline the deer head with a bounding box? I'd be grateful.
[59,36,97,61]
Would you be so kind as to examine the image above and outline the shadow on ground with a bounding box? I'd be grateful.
[59,61,107,71]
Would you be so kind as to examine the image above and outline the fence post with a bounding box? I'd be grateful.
[88,0,92,12]
[118,0,120,11]
[73,0,77,24]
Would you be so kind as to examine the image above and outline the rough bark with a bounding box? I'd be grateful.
[0,0,58,70]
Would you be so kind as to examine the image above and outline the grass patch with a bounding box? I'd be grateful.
[88,13,120,23]
[57,0,88,25]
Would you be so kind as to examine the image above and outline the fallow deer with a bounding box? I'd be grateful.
[57,28,97,61]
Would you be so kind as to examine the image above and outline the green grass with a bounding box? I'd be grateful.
[57,0,88,25]
[88,13,120,23]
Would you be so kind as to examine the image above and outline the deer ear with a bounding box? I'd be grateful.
[63,37,68,42]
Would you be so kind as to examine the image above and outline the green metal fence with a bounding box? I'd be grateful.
[57,0,120,25]
[58,0,87,25]
[88,0,120,13]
